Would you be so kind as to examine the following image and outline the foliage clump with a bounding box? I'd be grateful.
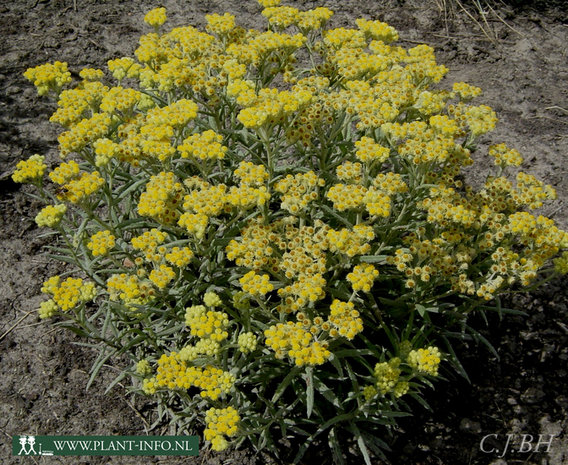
[14,1,567,462]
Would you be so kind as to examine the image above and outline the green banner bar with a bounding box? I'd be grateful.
[12,435,199,456]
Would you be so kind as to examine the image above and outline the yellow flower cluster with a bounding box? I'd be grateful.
[24,61,72,95]
[429,114,460,136]
[87,230,116,257]
[49,160,80,185]
[452,81,482,100]
[364,188,392,217]
[239,271,274,296]
[373,172,408,195]
[514,172,556,209]
[203,292,223,308]
[138,171,184,224]
[204,407,239,451]
[136,359,153,377]
[488,143,523,167]
[265,322,330,366]
[326,183,367,211]
[465,105,498,136]
[100,86,142,114]
[93,138,119,166]
[206,13,236,35]
[58,113,111,157]
[326,225,374,257]
[277,272,326,310]
[58,171,105,204]
[40,276,95,314]
[79,68,105,82]
[226,219,277,270]
[226,183,270,210]
[346,264,379,292]
[178,130,227,161]
[554,252,568,275]
[107,273,154,307]
[12,155,46,183]
[185,305,229,341]
[258,0,281,7]
[38,300,59,319]
[107,57,142,81]
[50,81,109,127]
[35,204,67,228]
[131,228,168,262]
[278,220,329,281]
[178,212,209,239]
[374,358,402,395]
[328,300,363,340]
[149,264,176,289]
[177,336,215,359]
[407,346,442,376]
[147,99,199,127]
[233,161,269,186]
[336,162,363,183]
[179,339,221,361]
[323,27,366,49]
[262,6,299,29]
[275,171,324,214]
[144,7,167,28]
[238,332,257,353]
[237,87,312,129]
[355,18,398,43]
[148,352,235,400]
[182,182,227,217]
[297,7,333,31]
[165,246,194,268]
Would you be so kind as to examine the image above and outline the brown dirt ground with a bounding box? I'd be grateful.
[0,1,566,464]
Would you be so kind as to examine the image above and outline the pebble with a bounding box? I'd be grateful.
[490,460,507,465]
[459,418,482,434]
[520,387,545,404]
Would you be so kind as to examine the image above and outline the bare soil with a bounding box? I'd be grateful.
[1,1,566,464]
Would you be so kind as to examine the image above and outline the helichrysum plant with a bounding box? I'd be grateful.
[15,1,567,462]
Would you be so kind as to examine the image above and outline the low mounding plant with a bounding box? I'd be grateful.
[14,1,567,462]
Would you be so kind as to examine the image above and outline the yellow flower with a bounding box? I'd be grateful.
[238,332,257,353]
[374,358,401,394]
[239,271,274,296]
[136,359,153,377]
[35,204,67,228]
[24,61,71,95]
[205,13,236,35]
[87,230,116,257]
[38,300,58,319]
[258,0,281,7]
[328,300,363,340]
[144,7,167,28]
[347,264,379,292]
[203,292,222,308]
[12,155,46,183]
[407,346,442,376]
[204,407,240,451]
[185,305,229,341]
[149,264,176,289]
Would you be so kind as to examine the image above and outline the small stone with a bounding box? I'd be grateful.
[520,387,545,404]
[507,397,517,406]
[489,460,507,465]
[554,395,568,409]
[459,418,482,434]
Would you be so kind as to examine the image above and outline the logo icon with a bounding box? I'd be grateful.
[14,435,53,456]
[16,436,37,456]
